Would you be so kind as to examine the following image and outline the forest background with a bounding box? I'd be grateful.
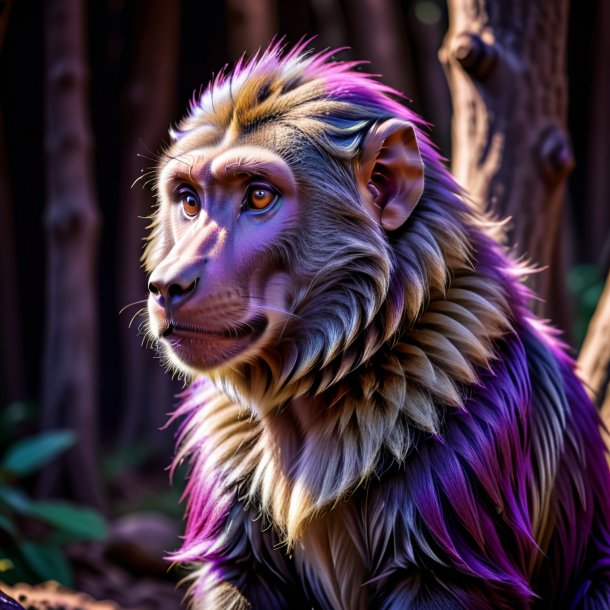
[0,1,609,608]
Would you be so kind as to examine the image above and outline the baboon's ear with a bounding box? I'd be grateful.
[358,119,424,231]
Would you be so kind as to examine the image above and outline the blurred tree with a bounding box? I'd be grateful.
[40,0,104,510]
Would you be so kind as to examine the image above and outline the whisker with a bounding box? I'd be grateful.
[142,177,158,189]
[131,168,158,189]
[160,151,195,169]
[136,152,161,163]
[137,138,165,160]
[119,299,149,315]
[128,307,147,329]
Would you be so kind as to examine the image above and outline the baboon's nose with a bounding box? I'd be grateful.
[148,270,198,311]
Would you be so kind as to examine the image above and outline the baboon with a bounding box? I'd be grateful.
[144,43,610,609]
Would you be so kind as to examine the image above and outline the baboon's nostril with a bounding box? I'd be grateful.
[168,283,183,297]
[167,279,197,298]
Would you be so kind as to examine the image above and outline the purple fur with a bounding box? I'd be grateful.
[168,380,234,565]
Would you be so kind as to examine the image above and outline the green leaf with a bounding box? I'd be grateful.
[1,430,76,476]
[0,486,107,542]
[0,485,32,513]
[24,501,107,541]
[19,541,73,585]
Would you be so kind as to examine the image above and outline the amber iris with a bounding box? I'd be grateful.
[245,185,278,210]
[180,189,200,218]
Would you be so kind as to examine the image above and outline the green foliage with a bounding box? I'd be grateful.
[0,413,108,586]
[567,264,605,347]
[0,430,76,477]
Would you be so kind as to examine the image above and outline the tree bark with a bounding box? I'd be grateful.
[439,0,574,334]
[117,0,179,451]
[41,0,104,509]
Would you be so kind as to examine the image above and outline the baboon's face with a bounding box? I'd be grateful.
[147,134,301,375]
[145,56,426,384]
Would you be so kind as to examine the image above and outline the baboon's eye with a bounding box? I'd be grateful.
[176,185,200,218]
[242,183,279,212]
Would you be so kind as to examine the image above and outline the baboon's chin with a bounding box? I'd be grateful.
[160,315,268,373]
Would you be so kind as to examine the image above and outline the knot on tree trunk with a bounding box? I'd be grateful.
[453,33,497,81]
[537,126,575,185]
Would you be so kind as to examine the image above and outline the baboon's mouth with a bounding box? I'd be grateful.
[160,314,268,342]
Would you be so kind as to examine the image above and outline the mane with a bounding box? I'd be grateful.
[160,43,543,555]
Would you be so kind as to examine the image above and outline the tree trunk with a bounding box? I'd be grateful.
[439,0,574,335]
[117,0,179,452]
[41,0,104,509]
